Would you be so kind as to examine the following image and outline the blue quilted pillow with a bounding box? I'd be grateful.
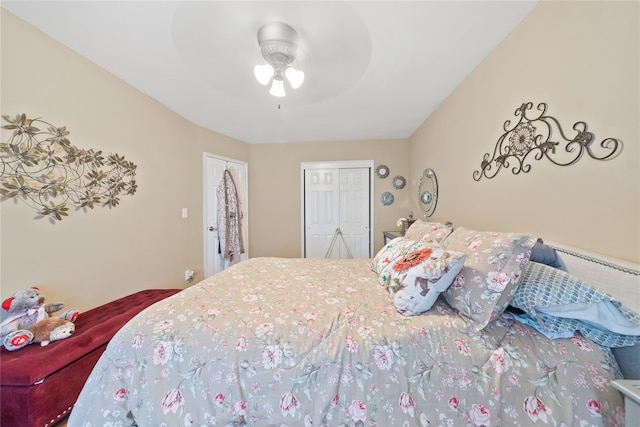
[511,262,640,348]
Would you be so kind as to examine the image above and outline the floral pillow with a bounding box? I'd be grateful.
[389,243,466,316]
[371,237,428,286]
[404,219,453,243]
[442,227,536,332]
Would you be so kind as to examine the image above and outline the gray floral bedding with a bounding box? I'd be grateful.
[69,257,625,426]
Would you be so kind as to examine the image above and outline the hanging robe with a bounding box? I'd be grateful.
[216,169,245,264]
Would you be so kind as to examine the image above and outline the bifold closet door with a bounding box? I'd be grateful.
[337,168,370,258]
[304,167,370,259]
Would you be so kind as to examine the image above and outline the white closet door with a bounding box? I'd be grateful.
[304,168,340,258]
[303,163,371,259]
[338,168,370,259]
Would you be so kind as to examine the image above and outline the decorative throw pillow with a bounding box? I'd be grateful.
[404,219,453,243]
[371,237,428,286]
[511,262,640,348]
[372,236,410,274]
[442,227,536,332]
[613,344,640,379]
[530,238,565,270]
[389,243,466,316]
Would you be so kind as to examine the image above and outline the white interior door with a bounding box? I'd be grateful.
[338,168,370,258]
[302,161,372,258]
[304,168,340,258]
[204,153,248,278]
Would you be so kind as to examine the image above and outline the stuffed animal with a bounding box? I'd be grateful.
[30,317,75,346]
[0,287,79,351]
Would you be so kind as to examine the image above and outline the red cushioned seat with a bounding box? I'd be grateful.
[0,288,181,427]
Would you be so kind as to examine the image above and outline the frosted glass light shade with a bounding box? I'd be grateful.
[254,64,274,85]
[269,79,286,97]
[285,67,305,89]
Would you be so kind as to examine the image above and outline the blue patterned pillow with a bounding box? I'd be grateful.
[511,262,640,348]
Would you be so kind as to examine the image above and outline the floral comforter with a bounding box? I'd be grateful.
[69,258,625,426]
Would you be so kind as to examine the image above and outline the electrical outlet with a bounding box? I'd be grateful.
[185,270,194,282]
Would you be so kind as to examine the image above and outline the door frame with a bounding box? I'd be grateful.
[203,152,249,278]
[300,160,374,257]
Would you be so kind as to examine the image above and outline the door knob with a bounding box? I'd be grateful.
[209,226,216,231]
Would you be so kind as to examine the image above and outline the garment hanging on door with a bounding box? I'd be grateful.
[216,169,245,264]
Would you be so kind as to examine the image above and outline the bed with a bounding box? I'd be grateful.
[68,222,639,426]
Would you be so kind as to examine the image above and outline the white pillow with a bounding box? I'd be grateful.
[388,243,466,316]
[372,237,428,286]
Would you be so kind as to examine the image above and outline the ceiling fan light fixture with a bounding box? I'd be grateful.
[254,22,304,97]
[269,77,286,97]
[254,64,274,85]
[285,67,304,89]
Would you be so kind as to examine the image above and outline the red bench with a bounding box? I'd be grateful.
[0,288,181,427]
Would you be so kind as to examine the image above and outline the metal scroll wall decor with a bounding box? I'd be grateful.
[473,102,621,181]
[0,113,137,221]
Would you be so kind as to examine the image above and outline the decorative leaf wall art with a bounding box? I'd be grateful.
[473,102,622,181]
[0,113,137,221]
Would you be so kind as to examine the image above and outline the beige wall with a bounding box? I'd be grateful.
[1,10,249,311]
[2,1,638,315]
[0,10,409,311]
[409,0,639,262]
[250,139,410,258]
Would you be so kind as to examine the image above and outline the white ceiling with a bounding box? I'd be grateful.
[2,1,537,144]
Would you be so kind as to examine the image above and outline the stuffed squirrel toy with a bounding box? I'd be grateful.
[30,317,75,346]
[0,287,79,351]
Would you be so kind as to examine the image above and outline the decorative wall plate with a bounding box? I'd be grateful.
[381,191,394,206]
[375,164,389,178]
[420,191,432,204]
[392,175,406,189]
[418,168,438,217]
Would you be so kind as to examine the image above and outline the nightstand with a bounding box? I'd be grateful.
[383,230,402,244]
[611,380,640,425]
